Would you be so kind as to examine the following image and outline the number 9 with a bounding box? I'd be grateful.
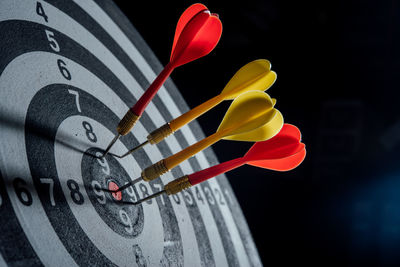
[119,209,133,234]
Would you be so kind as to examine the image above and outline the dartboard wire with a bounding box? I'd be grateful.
[72,1,253,265]
[0,3,202,266]
[0,0,250,266]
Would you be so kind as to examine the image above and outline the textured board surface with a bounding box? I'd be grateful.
[0,0,261,266]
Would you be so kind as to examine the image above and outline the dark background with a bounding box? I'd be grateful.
[114,1,400,265]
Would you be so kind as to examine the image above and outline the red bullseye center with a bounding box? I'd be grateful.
[108,181,122,201]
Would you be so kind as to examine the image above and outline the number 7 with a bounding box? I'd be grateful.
[40,178,55,206]
[68,89,82,112]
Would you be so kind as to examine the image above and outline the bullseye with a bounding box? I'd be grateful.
[107,181,122,201]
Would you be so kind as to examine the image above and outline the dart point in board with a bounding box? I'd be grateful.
[113,59,277,158]
[102,3,222,158]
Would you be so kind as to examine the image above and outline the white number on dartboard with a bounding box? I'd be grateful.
[40,178,55,206]
[195,186,205,205]
[124,183,137,202]
[152,183,165,205]
[214,188,225,205]
[36,2,48,22]
[95,152,110,175]
[203,186,215,205]
[68,89,82,112]
[57,59,71,80]
[138,184,152,204]
[182,190,194,205]
[172,192,181,205]
[224,188,233,205]
[119,209,133,234]
[91,180,106,204]
[45,30,60,52]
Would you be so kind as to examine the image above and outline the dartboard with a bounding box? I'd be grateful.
[0,1,262,266]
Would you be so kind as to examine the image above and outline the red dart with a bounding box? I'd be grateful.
[128,124,306,205]
[102,3,222,157]
[188,123,306,186]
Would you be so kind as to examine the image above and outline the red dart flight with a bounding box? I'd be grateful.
[188,124,306,186]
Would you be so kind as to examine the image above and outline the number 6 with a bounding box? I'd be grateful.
[57,59,71,80]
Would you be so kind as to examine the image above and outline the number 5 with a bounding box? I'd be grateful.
[45,30,60,52]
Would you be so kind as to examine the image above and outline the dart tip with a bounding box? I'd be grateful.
[111,140,150,159]
[131,190,166,205]
[102,133,121,158]
[100,176,143,194]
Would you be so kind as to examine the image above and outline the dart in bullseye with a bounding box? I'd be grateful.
[102,3,222,158]
[110,90,284,193]
[128,124,306,204]
[112,59,277,158]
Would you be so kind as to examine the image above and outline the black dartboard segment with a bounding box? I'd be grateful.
[0,0,261,266]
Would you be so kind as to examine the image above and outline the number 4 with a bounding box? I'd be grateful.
[36,2,48,23]
[40,178,55,206]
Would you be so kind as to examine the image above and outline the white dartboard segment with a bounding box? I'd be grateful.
[0,0,262,266]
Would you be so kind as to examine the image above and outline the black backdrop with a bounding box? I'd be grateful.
[114,1,400,265]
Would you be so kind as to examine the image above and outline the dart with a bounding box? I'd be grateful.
[112,90,284,192]
[128,124,306,204]
[113,59,277,158]
[102,3,222,157]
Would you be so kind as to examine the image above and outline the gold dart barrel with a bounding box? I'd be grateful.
[147,123,174,144]
[141,160,169,182]
[117,109,140,136]
[164,175,191,195]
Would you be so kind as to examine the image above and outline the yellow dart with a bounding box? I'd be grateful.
[113,90,283,192]
[113,59,277,158]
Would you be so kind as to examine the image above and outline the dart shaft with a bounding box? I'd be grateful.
[169,94,224,132]
[139,130,227,182]
[188,157,245,185]
[134,190,166,205]
[131,62,174,116]
[164,130,226,170]
[102,134,121,157]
